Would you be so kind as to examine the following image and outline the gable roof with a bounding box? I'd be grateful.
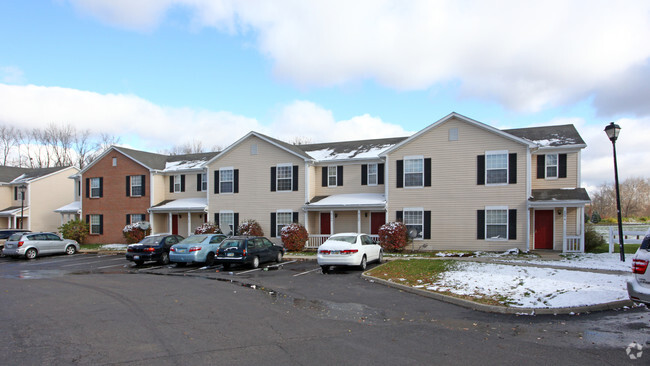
[0,166,75,185]
[503,124,586,148]
[207,131,313,165]
[299,136,408,162]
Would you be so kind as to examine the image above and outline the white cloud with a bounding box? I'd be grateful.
[0,66,25,84]
[64,0,650,115]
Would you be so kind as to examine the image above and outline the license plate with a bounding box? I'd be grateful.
[178,249,185,253]
[331,250,340,254]
[134,256,140,260]
[227,252,234,257]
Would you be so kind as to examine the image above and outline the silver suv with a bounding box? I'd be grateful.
[2,232,79,260]
[627,233,650,306]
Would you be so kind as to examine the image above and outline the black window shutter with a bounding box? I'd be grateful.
[126,215,130,225]
[180,175,185,192]
[14,187,17,200]
[321,167,327,187]
[141,175,146,196]
[559,154,567,178]
[126,176,130,197]
[196,173,202,191]
[233,213,239,235]
[337,166,343,186]
[424,158,432,187]
[214,213,219,226]
[99,215,103,235]
[477,156,485,185]
[169,176,174,193]
[85,214,89,224]
[509,153,517,184]
[234,169,239,193]
[537,155,545,179]
[214,171,219,194]
[378,163,385,185]
[396,160,403,188]
[508,209,517,240]
[361,165,368,185]
[270,167,276,192]
[99,177,103,197]
[292,212,299,223]
[270,213,276,237]
[292,165,298,191]
[396,211,403,222]
[477,210,485,240]
[85,178,89,197]
[424,211,431,239]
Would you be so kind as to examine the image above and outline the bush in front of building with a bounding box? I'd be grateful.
[238,219,264,236]
[59,219,90,244]
[584,222,607,253]
[195,222,221,235]
[123,222,152,244]
[281,222,308,251]
[378,221,408,252]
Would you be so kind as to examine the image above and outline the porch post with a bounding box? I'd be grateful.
[357,210,361,233]
[150,212,155,234]
[330,210,334,235]
[168,213,172,233]
[562,207,567,252]
[580,206,585,252]
[187,211,192,237]
[304,211,309,233]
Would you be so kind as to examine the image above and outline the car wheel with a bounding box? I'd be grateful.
[65,245,77,255]
[359,255,367,271]
[159,252,170,265]
[276,251,283,263]
[378,250,384,263]
[251,256,260,269]
[135,260,145,266]
[206,252,215,266]
[25,248,37,260]
[321,265,330,274]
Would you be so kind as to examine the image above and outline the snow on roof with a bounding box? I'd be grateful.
[54,201,81,213]
[307,193,386,207]
[163,160,206,172]
[149,197,207,211]
[305,145,394,161]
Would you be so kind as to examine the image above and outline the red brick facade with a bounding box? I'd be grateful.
[82,150,150,244]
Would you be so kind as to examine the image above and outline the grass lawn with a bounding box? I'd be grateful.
[80,244,104,250]
[365,259,458,287]
[589,243,640,254]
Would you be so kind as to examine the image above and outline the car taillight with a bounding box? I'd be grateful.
[632,259,648,274]
[127,247,133,252]
[144,247,155,252]
[319,250,331,255]
[243,249,247,256]
[17,241,24,247]
[189,246,201,252]
[170,247,176,252]
[341,249,358,255]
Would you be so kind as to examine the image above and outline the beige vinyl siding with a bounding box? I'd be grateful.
[308,166,317,200]
[152,174,166,205]
[532,152,580,189]
[29,167,79,233]
[553,208,579,250]
[0,186,12,208]
[207,135,305,242]
[162,173,205,200]
[312,163,385,198]
[386,117,528,252]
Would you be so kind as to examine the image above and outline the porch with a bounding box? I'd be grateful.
[149,198,208,237]
[0,206,29,230]
[54,201,81,226]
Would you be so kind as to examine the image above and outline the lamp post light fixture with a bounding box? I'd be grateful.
[18,184,27,230]
[604,122,625,262]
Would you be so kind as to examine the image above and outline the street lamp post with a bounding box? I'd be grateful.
[18,184,26,230]
[604,122,625,262]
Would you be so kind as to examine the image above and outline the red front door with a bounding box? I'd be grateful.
[370,212,385,235]
[535,210,554,249]
[171,215,179,235]
[320,213,331,235]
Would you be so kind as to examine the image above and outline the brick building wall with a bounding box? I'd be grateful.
[82,150,151,244]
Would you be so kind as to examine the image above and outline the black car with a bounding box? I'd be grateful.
[126,234,184,265]
[215,236,284,269]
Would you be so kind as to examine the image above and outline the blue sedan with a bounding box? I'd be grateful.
[169,234,227,266]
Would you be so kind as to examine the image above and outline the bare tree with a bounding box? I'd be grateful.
[72,129,93,169]
[0,125,21,166]
[590,177,650,218]
[163,140,210,155]
[290,136,312,145]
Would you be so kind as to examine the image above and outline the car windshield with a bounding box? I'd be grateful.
[642,236,650,250]
[8,233,23,241]
[220,239,244,249]
[328,235,357,244]
[139,236,162,244]
[179,235,209,244]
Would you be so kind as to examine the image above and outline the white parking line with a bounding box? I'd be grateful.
[293,268,322,277]
[97,263,127,269]
[237,268,261,275]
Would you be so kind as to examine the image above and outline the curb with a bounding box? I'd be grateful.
[361,271,634,315]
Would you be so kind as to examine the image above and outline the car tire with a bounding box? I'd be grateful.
[378,250,384,263]
[321,265,330,274]
[359,255,367,271]
[206,252,215,266]
[251,256,260,269]
[65,245,77,255]
[25,248,37,260]
[276,251,283,263]
[159,252,170,265]
[134,260,145,266]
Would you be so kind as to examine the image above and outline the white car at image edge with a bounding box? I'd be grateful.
[317,233,383,273]
[627,232,650,306]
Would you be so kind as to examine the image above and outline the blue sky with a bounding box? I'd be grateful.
[1,1,649,191]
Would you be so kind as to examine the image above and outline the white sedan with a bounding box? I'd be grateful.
[317,233,383,273]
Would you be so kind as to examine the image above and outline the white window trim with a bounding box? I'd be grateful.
[485,205,508,241]
[201,172,208,192]
[367,163,378,186]
[90,178,101,198]
[545,153,558,180]
[403,155,424,189]
[403,207,424,241]
[327,165,337,187]
[129,214,145,224]
[130,175,142,197]
[90,214,101,235]
[449,127,459,141]
[173,174,182,193]
[219,167,234,194]
[112,157,117,166]
[219,210,235,235]
[485,150,509,186]
[276,163,293,192]
[276,209,293,238]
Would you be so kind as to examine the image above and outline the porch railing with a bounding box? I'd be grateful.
[565,236,582,253]
[306,234,380,249]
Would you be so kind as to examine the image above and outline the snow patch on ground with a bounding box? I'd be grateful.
[500,253,631,272]
[100,244,128,250]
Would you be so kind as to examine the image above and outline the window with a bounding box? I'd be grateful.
[367,163,378,185]
[129,214,145,224]
[130,175,143,196]
[173,174,182,192]
[328,166,337,187]
[276,212,292,238]
[546,154,558,178]
[90,178,101,198]
[220,168,234,193]
[404,157,424,187]
[90,215,101,234]
[251,143,258,155]
[486,209,508,240]
[201,173,207,191]
[219,211,234,235]
[403,209,424,240]
[449,128,458,141]
[486,152,508,184]
[112,157,117,166]
[277,165,292,191]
